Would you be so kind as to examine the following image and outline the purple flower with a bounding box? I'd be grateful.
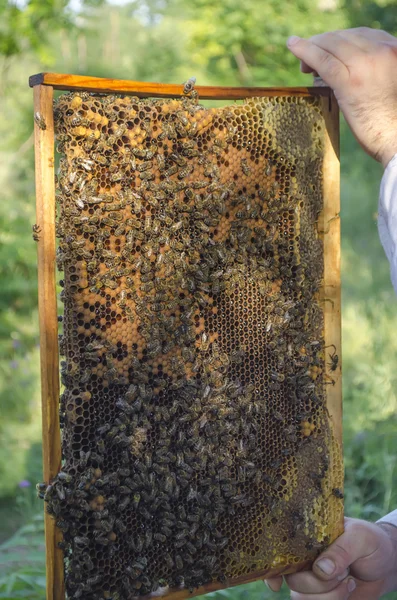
[18,480,31,488]
[9,360,19,370]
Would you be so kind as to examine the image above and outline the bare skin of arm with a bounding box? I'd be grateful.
[264,27,397,599]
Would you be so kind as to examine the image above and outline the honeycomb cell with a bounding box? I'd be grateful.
[40,90,343,600]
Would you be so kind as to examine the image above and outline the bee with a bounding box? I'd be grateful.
[204,163,219,179]
[57,540,69,551]
[140,170,155,181]
[241,158,251,176]
[36,482,47,499]
[114,518,127,533]
[164,164,178,178]
[74,536,90,547]
[94,535,111,546]
[170,152,187,168]
[214,137,227,150]
[174,554,184,571]
[55,519,69,532]
[113,124,127,138]
[306,540,327,552]
[141,119,152,135]
[137,160,152,173]
[271,371,285,383]
[175,112,189,129]
[57,472,72,483]
[75,157,94,172]
[265,161,273,177]
[86,574,102,587]
[69,239,86,250]
[69,508,83,519]
[183,147,199,157]
[156,153,166,171]
[178,165,193,179]
[212,144,223,156]
[183,77,196,95]
[189,89,199,102]
[332,487,344,499]
[283,424,297,442]
[92,152,109,165]
[32,224,41,242]
[34,112,46,130]
[326,344,339,371]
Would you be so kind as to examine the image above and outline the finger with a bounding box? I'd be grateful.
[286,37,348,89]
[343,26,397,44]
[308,31,364,65]
[264,576,283,592]
[291,577,356,600]
[336,29,380,52]
[300,61,316,74]
[313,518,386,582]
[285,568,350,594]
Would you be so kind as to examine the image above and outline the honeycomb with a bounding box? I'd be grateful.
[39,88,343,600]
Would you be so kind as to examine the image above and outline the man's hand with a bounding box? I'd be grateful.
[286,28,397,168]
[264,517,397,599]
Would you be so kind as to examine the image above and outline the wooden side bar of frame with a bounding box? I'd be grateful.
[33,84,65,600]
[31,74,341,600]
[320,93,342,445]
[319,92,343,526]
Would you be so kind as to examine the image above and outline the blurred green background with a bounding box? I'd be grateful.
[0,0,396,597]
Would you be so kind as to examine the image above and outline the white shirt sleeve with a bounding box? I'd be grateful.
[378,153,397,294]
[377,509,397,528]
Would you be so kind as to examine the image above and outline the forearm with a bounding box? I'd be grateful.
[376,510,397,594]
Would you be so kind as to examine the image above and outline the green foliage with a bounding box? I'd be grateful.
[0,0,396,597]
[343,0,397,34]
[0,0,72,62]
[0,515,46,599]
[173,0,347,85]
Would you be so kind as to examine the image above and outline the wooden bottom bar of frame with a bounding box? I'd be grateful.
[132,560,313,600]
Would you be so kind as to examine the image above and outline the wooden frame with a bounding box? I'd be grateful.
[31,73,341,600]
[33,84,65,600]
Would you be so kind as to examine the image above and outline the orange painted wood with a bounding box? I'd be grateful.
[29,72,331,100]
[33,84,65,600]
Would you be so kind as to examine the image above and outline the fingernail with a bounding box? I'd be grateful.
[287,35,301,46]
[316,558,336,575]
[347,578,356,593]
[264,580,280,592]
[337,568,350,582]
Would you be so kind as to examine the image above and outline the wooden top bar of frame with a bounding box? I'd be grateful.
[29,72,331,101]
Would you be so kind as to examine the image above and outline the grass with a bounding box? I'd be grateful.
[0,515,46,599]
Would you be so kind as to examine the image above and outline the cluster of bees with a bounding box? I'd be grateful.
[36,82,343,600]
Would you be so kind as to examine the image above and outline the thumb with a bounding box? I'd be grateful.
[313,518,387,581]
